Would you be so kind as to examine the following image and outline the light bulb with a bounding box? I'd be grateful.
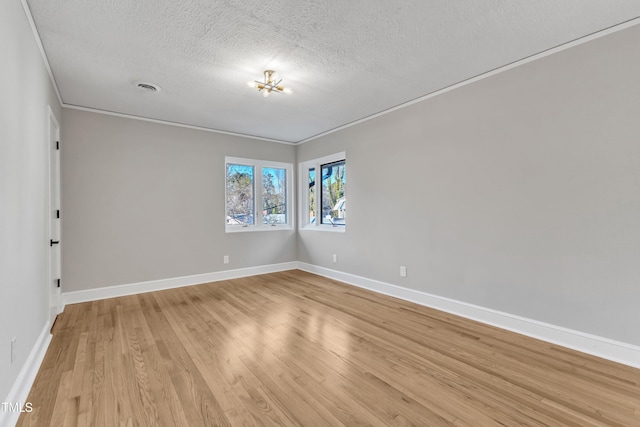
[262,90,270,98]
[247,81,258,88]
[283,87,293,95]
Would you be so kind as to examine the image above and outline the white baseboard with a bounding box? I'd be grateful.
[58,261,640,369]
[62,262,298,305]
[297,262,640,369]
[2,262,636,427]
[1,322,52,427]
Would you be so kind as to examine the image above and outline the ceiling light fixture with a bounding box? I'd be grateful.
[247,70,293,98]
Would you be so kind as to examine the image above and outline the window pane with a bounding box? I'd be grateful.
[226,164,254,225]
[308,168,316,224]
[321,160,346,225]
[262,167,287,224]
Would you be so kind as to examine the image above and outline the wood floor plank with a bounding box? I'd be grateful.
[18,270,640,426]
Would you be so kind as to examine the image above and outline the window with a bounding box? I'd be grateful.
[299,152,346,231]
[226,157,293,232]
[226,163,255,226]
[320,160,346,225]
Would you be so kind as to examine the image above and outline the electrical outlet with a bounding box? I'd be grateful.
[223,255,229,264]
[332,254,337,263]
[400,266,407,277]
[11,338,16,364]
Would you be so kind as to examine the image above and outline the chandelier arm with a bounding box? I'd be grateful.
[251,71,290,95]
[264,83,284,93]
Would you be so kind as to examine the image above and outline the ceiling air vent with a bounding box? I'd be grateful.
[136,82,161,92]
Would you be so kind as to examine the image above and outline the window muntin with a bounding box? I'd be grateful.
[225,157,293,232]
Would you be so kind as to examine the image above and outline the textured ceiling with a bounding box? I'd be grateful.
[25,0,640,143]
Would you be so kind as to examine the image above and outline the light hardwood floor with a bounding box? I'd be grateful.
[18,270,640,426]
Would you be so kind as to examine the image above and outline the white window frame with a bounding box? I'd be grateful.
[225,156,294,233]
[298,152,346,232]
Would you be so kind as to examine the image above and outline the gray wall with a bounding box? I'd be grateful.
[1,0,62,400]
[61,110,296,292]
[297,24,640,346]
[59,23,640,348]
[3,0,637,406]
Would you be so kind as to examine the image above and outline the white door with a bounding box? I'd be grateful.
[48,107,62,325]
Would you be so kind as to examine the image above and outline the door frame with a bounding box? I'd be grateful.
[47,105,62,326]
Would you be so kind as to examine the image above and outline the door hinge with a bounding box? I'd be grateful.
[56,210,60,219]
[56,141,59,150]
[56,278,60,288]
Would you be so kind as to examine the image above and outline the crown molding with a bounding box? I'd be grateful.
[20,0,640,146]
[20,0,63,106]
[297,16,640,145]
[62,104,297,145]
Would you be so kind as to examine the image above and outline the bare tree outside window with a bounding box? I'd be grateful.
[226,163,254,225]
[321,160,346,225]
[225,157,293,231]
[263,167,287,224]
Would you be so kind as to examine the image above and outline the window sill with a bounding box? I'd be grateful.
[299,225,346,233]
[226,225,295,233]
